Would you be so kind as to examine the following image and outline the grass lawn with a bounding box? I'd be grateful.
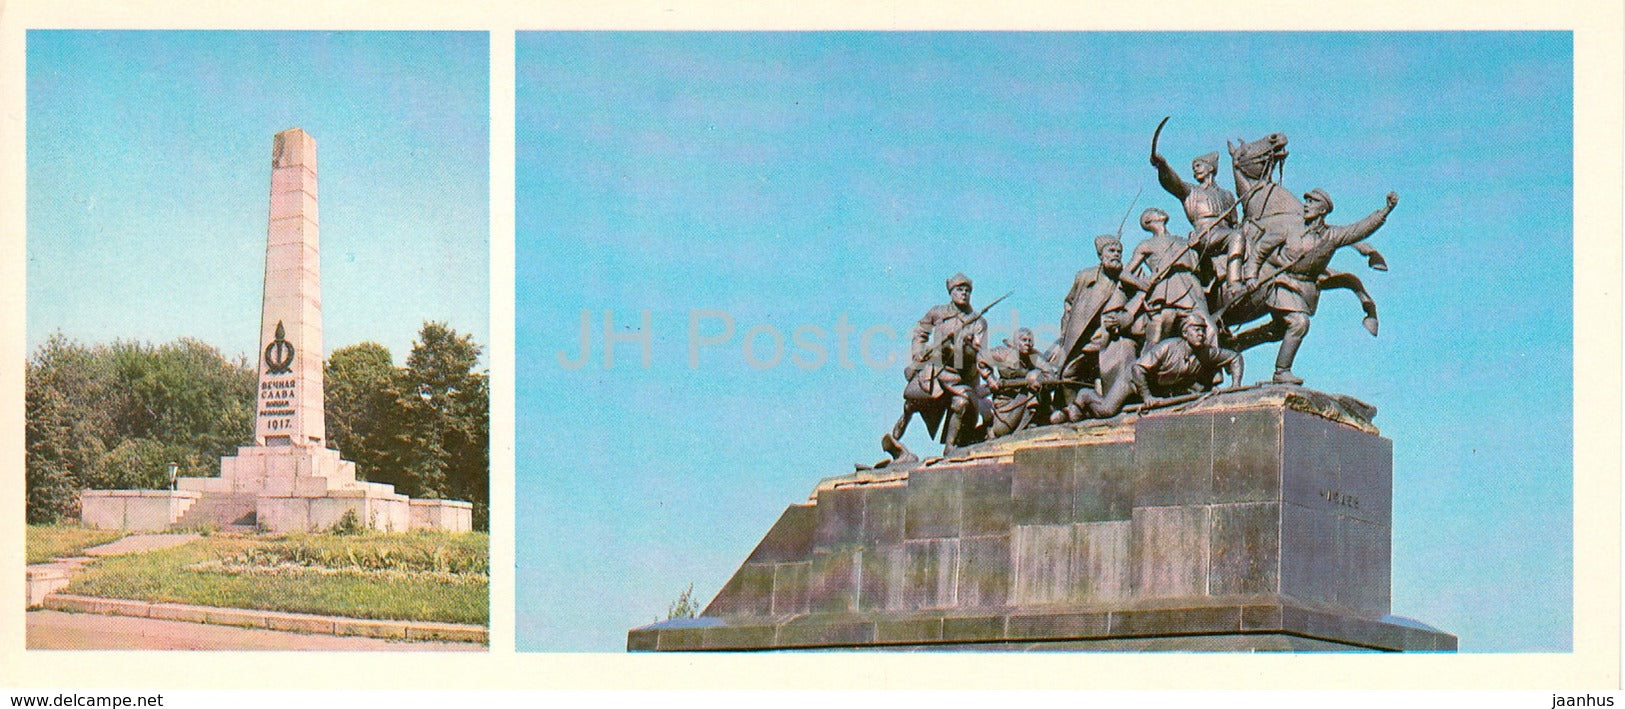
[65,531,489,626]
[26,525,127,564]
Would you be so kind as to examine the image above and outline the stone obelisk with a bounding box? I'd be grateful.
[175,127,394,526]
[80,128,473,534]
[256,128,326,447]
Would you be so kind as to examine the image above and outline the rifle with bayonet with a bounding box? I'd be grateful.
[916,290,1013,363]
[1128,197,1244,302]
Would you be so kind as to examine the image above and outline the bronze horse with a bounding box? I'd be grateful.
[1217,132,1384,351]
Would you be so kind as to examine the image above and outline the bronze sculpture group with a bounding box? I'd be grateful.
[870,121,1398,466]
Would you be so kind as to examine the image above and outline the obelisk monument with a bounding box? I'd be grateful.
[256,128,326,448]
[81,128,472,533]
[174,126,396,526]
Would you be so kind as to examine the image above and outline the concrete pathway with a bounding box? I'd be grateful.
[26,534,200,607]
[82,533,200,556]
[27,610,483,651]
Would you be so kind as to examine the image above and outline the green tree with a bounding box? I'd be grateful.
[324,342,401,485]
[107,339,255,478]
[393,322,489,529]
[24,335,254,523]
[322,323,490,531]
[26,336,113,523]
[666,584,700,620]
[93,438,184,490]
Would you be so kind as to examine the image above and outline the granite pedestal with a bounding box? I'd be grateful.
[629,387,1454,652]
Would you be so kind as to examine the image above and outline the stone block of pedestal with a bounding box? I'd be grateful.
[257,485,411,533]
[410,499,475,532]
[80,490,201,531]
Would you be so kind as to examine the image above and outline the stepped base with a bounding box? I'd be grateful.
[628,598,1456,652]
[178,444,361,496]
[83,445,473,533]
[173,492,259,529]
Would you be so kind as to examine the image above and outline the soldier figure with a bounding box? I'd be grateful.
[1051,234,1143,403]
[1126,207,1207,351]
[1057,312,1242,421]
[1245,188,1399,385]
[1152,148,1244,293]
[979,328,1058,439]
[890,273,989,452]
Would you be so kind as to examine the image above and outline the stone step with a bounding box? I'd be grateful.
[26,566,73,608]
[172,493,259,530]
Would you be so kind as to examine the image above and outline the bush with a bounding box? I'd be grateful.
[666,583,700,620]
[328,509,365,536]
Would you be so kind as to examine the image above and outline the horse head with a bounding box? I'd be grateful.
[1230,133,1289,179]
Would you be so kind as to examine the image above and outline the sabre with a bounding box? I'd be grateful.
[1150,115,1170,160]
[1130,114,1245,306]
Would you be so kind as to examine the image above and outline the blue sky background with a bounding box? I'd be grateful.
[515,32,1573,653]
[28,31,489,363]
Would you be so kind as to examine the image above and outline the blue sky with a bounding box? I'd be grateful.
[514,32,1573,653]
[27,31,489,364]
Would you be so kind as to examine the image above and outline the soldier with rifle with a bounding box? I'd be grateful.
[1125,207,1207,353]
[979,328,1059,439]
[886,274,1005,455]
[1057,312,1242,422]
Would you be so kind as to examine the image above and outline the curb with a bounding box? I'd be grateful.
[41,594,488,645]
